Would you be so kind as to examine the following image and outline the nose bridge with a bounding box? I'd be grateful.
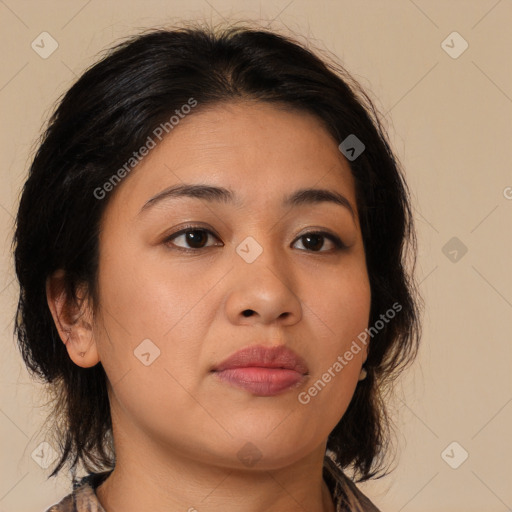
[235,226,292,286]
[226,230,303,325]
[232,200,290,266]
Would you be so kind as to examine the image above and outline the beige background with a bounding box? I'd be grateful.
[1,1,511,511]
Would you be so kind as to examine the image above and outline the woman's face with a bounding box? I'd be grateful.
[88,101,371,469]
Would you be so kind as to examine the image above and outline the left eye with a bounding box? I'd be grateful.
[292,231,344,252]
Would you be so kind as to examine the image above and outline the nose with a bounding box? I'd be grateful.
[224,243,303,327]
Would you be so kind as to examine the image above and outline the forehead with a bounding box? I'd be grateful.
[102,100,357,218]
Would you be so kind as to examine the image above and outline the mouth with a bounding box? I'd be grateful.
[211,344,309,397]
[212,367,307,396]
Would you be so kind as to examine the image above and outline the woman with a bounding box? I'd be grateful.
[13,22,422,512]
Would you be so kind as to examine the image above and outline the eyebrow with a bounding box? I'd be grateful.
[139,183,356,221]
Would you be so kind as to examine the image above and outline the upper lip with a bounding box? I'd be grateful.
[212,344,309,374]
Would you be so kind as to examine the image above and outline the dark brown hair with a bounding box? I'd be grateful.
[13,21,422,483]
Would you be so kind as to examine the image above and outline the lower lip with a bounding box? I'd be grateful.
[212,367,306,396]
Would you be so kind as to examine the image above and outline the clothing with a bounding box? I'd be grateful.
[44,451,381,512]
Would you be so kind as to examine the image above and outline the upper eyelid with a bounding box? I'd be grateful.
[164,226,222,242]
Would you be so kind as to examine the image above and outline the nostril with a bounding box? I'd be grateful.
[242,309,255,317]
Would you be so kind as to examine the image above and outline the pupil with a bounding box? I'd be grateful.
[187,230,206,248]
[304,234,323,251]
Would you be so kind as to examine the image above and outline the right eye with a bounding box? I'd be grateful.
[162,226,224,252]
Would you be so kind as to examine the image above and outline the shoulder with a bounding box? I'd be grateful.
[43,472,111,512]
[338,473,382,512]
[44,492,75,512]
[323,450,382,512]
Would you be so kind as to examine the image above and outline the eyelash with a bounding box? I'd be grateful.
[162,225,346,254]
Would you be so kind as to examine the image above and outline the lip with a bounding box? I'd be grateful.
[211,344,309,396]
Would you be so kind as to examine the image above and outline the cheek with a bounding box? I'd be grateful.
[93,242,220,389]
[296,269,370,426]
[298,259,371,413]
[97,237,210,337]
[306,263,371,351]
[93,251,212,434]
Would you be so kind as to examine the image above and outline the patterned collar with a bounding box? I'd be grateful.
[45,453,381,512]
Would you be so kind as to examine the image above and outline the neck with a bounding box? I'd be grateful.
[95,422,336,512]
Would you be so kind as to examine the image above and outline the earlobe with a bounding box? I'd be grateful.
[359,346,369,380]
[65,328,100,368]
[46,269,100,368]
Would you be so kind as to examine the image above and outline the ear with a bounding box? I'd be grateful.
[46,269,100,368]
[361,342,369,365]
[358,333,369,368]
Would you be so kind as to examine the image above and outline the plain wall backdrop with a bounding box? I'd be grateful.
[1,1,511,511]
